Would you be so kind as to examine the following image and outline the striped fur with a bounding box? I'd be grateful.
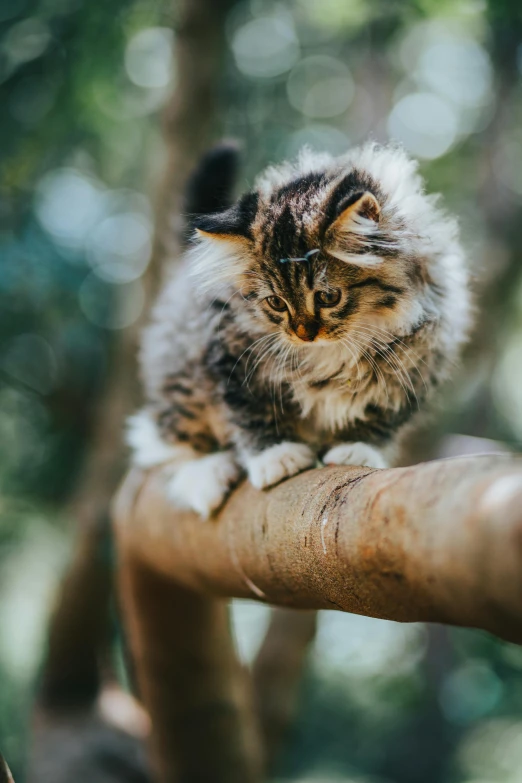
[129,143,471,517]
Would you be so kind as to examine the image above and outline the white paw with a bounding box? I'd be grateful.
[127,410,194,468]
[323,442,388,469]
[166,451,240,519]
[245,442,316,490]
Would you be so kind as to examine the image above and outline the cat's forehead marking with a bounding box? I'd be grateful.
[268,253,327,296]
[279,248,320,264]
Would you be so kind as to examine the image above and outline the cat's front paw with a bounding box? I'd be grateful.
[245,442,316,490]
[165,451,240,519]
[323,442,388,469]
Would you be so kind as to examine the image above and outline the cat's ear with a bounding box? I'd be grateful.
[326,191,382,266]
[331,191,381,233]
[193,192,258,242]
[190,201,254,293]
[194,207,246,240]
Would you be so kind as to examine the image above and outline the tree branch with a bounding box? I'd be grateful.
[115,455,522,645]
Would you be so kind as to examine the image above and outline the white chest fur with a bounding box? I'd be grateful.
[288,346,371,435]
[295,381,367,434]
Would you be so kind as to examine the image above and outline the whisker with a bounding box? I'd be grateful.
[243,333,279,376]
[275,343,293,414]
[340,336,389,405]
[227,332,277,386]
[358,322,431,372]
[349,329,415,404]
[336,339,362,385]
[351,323,428,394]
[243,335,281,388]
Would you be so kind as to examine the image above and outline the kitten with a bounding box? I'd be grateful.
[128,142,470,518]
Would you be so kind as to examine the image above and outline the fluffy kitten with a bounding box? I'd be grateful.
[128,142,470,518]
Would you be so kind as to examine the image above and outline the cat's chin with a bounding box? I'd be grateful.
[288,336,337,348]
[310,336,336,346]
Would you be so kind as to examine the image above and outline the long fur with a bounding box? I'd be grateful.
[130,142,471,515]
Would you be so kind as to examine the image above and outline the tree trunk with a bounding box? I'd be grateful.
[119,552,263,783]
[0,754,14,783]
[252,609,317,772]
[30,0,239,779]
[36,0,237,715]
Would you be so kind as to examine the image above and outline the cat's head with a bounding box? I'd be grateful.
[190,145,445,347]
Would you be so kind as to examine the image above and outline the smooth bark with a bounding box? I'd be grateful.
[115,455,522,646]
[118,551,263,783]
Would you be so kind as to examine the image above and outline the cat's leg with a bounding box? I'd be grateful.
[166,450,241,518]
[243,442,316,489]
[322,442,388,469]
[208,340,316,490]
[127,409,240,518]
[226,399,315,490]
[322,407,409,469]
[126,409,196,468]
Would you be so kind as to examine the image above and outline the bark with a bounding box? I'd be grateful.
[252,609,317,772]
[38,515,112,710]
[115,455,522,646]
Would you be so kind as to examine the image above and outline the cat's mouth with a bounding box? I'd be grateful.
[287,331,335,347]
[289,322,330,344]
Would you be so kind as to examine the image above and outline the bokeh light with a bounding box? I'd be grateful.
[124,27,175,89]
[390,20,495,159]
[0,524,67,681]
[287,56,354,118]
[295,0,371,36]
[458,717,522,782]
[439,660,504,724]
[87,212,152,283]
[388,92,459,159]
[283,124,351,158]
[314,613,425,681]
[416,37,493,109]
[231,13,299,79]
[231,600,271,663]
[3,18,51,67]
[35,169,106,251]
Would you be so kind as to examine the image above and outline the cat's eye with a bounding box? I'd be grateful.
[316,289,341,307]
[266,295,287,312]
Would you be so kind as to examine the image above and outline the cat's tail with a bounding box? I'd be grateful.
[183,140,241,243]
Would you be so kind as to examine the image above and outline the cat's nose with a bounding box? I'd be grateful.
[294,322,319,342]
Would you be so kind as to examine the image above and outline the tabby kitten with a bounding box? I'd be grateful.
[128,142,470,517]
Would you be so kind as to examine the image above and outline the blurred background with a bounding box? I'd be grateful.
[1,0,522,781]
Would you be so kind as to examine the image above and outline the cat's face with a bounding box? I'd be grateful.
[192,163,425,347]
[241,252,413,347]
